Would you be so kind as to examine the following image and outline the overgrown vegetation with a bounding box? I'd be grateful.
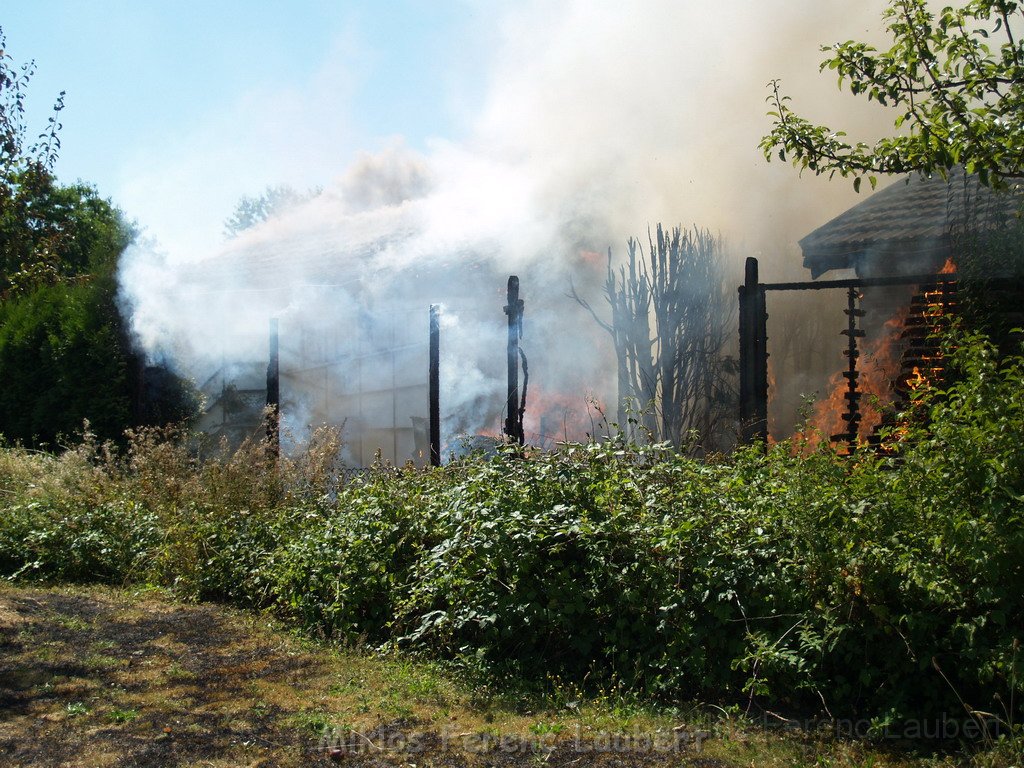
[0,327,1020,763]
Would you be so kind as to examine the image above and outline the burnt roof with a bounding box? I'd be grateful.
[799,168,1022,278]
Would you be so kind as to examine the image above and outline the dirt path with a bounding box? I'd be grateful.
[0,585,731,768]
[0,585,331,766]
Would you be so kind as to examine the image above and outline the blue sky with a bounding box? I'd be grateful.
[5,1,490,253]
[5,2,887,268]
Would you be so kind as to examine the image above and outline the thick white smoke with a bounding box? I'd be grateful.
[118,1,898,458]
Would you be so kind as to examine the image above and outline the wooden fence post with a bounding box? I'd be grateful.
[429,304,441,466]
[739,258,768,446]
[266,317,280,458]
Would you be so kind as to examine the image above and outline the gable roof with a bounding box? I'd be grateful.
[799,168,1022,278]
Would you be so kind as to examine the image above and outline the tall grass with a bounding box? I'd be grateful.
[0,328,1021,736]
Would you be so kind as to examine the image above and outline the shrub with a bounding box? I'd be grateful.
[0,329,1020,730]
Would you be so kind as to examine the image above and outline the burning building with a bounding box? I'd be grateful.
[761,167,1022,446]
[146,191,614,468]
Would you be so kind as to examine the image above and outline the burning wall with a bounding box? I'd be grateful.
[123,192,617,465]
[770,169,1021,446]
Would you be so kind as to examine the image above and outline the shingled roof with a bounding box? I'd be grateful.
[799,168,1021,278]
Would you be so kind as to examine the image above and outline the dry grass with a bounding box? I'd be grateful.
[0,583,1008,767]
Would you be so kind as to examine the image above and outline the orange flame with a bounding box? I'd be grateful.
[525,388,599,447]
[797,305,909,450]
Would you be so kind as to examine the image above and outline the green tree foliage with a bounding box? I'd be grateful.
[1,26,69,295]
[223,184,320,238]
[1,174,131,295]
[761,0,1024,190]
[0,27,62,178]
[0,28,197,446]
[0,279,129,442]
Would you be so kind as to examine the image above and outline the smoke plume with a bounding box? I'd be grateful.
[119,1,899,459]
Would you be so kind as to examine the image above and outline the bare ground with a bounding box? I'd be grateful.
[0,584,735,768]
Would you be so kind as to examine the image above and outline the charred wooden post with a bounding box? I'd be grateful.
[832,288,865,449]
[738,260,754,441]
[266,317,280,458]
[738,257,768,445]
[132,353,146,425]
[429,304,441,467]
[503,276,525,445]
[753,277,769,444]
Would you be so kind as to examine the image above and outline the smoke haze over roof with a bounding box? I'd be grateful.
[103,1,909,451]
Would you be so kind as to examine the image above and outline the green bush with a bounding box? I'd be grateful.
[0,329,1020,731]
[271,469,431,640]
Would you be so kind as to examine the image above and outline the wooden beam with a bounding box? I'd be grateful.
[429,304,441,467]
[503,276,524,445]
[739,258,767,446]
[266,317,280,458]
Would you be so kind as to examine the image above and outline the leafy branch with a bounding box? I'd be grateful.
[761,0,1024,189]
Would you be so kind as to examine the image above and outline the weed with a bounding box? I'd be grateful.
[83,653,120,672]
[106,707,139,724]
[164,662,194,682]
[529,721,565,736]
[53,615,90,632]
[290,709,335,735]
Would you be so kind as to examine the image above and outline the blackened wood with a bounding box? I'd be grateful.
[266,317,280,458]
[429,304,441,467]
[503,276,525,444]
[739,257,768,445]
[753,278,769,446]
[832,288,862,447]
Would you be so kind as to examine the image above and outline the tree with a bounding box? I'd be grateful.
[1,27,63,178]
[0,176,203,446]
[0,28,197,446]
[761,0,1024,190]
[573,225,737,453]
[1,26,69,296]
[223,184,320,238]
